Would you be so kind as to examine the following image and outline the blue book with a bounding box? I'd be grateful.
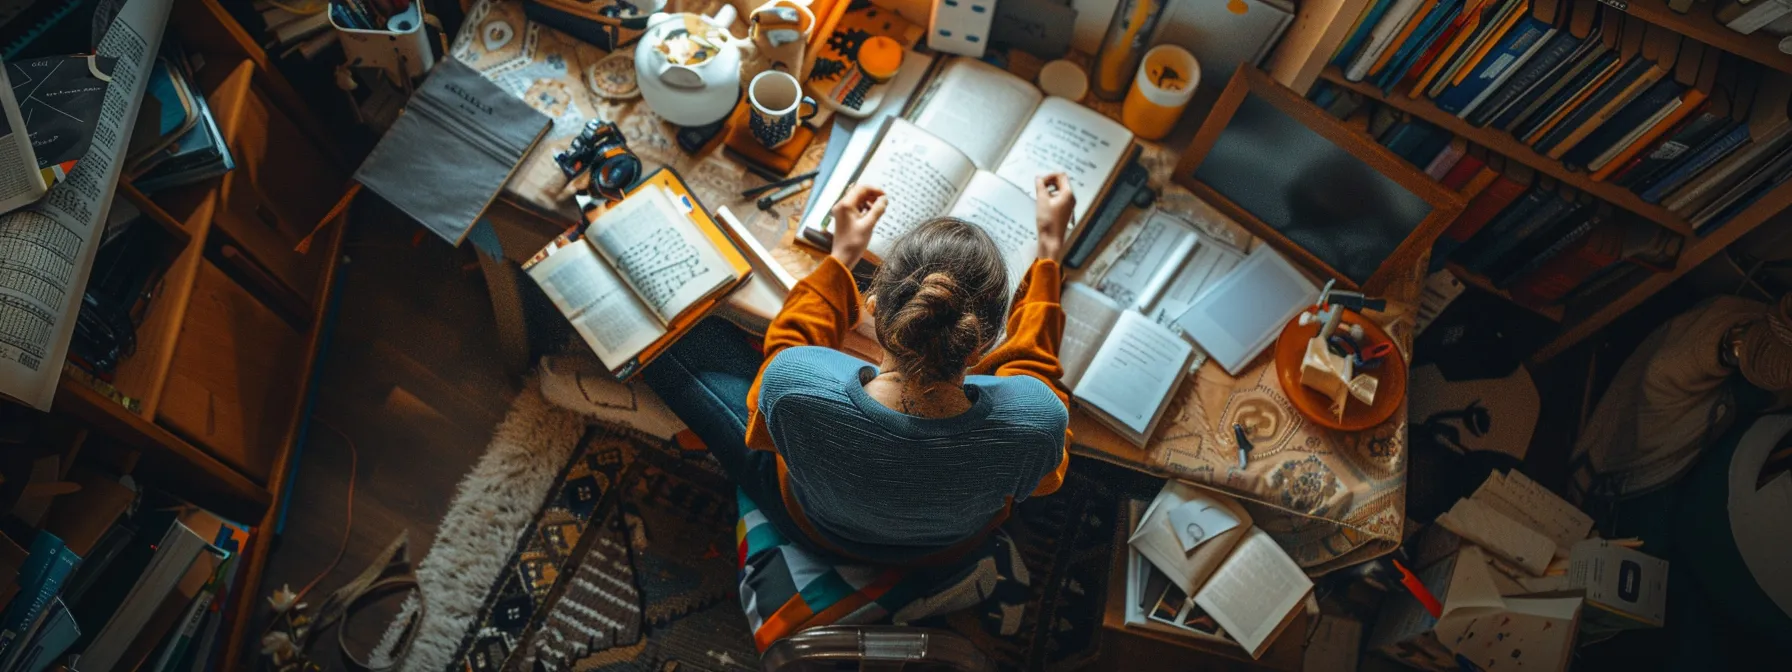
[1533,57,1655,156]
[1310,82,1341,109]
[1469,31,1581,127]
[1511,49,1620,140]
[1640,124,1751,203]
[1333,0,1400,67]
[10,599,79,672]
[0,534,78,660]
[1561,78,1686,170]
[1432,17,1554,115]
[1374,0,1463,93]
[1452,185,1551,266]
[1618,111,1731,190]
[1381,121,1440,159]
[1464,192,1579,274]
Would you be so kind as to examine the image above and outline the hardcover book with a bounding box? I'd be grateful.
[354,57,551,246]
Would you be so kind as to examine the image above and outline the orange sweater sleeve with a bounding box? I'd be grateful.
[744,256,862,453]
[970,258,1071,497]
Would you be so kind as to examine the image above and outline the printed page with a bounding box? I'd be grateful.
[1147,241,1246,326]
[946,171,1039,292]
[860,118,978,260]
[0,57,45,213]
[1097,210,1198,311]
[1471,471,1594,556]
[527,241,665,369]
[1058,282,1123,389]
[590,187,733,323]
[1194,528,1314,658]
[1074,310,1192,435]
[0,0,171,410]
[994,96,1133,224]
[911,57,1044,169]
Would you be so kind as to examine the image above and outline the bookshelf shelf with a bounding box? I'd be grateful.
[1318,67,1697,237]
[1446,262,1567,322]
[1609,0,1792,76]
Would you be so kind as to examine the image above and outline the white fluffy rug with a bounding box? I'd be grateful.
[372,356,684,670]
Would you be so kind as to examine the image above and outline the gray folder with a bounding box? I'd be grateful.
[355,58,551,245]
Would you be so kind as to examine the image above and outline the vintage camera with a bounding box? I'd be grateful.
[555,119,642,202]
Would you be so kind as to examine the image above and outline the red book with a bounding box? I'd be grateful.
[1441,171,1528,243]
[1440,152,1487,190]
[1510,223,1625,306]
[1404,10,1477,86]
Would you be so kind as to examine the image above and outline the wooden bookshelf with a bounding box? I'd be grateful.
[1607,0,1792,76]
[1318,67,1695,236]
[1447,262,1567,322]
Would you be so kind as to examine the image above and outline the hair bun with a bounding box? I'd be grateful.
[887,273,985,381]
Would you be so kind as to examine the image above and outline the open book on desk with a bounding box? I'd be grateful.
[801,57,1134,289]
[526,169,753,379]
[1060,283,1196,446]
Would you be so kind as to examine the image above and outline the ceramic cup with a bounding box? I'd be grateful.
[1121,44,1199,141]
[748,70,819,149]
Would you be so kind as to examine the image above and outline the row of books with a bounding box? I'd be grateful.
[0,479,249,672]
[1322,0,1792,233]
[1315,85,1685,308]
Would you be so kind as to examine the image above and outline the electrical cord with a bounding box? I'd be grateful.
[295,418,361,603]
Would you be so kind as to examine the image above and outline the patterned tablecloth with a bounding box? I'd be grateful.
[453,0,1414,575]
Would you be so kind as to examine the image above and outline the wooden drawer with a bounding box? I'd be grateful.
[209,76,341,317]
[155,261,306,482]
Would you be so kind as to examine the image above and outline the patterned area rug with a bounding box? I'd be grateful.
[437,416,1123,671]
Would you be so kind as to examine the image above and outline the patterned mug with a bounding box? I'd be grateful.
[748,70,818,149]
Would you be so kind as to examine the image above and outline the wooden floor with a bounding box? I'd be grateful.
[248,198,523,664]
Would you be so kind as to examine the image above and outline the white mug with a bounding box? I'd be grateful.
[748,70,818,149]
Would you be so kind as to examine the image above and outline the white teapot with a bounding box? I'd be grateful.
[634,6,747,127]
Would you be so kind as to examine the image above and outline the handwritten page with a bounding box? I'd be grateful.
[527,241,664,370]
[590,187,732,322]
[995,97,1133,224]
[1059,282,1123,389]
[859,118,978,259]
[947,171,1040,291]
[1194,527,1314,659]
[1074,310,1192,436]
[1471,471,1594,557]
[911,58,1044,169]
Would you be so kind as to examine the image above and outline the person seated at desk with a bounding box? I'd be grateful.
[642,174,1078,565]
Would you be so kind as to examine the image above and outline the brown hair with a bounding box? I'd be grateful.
[869,217,1011,384]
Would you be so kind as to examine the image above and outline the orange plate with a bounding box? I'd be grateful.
[1272,309,1407,431]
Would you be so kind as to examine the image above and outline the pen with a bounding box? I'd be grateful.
[757,179,812,210]
[742,170,819,198]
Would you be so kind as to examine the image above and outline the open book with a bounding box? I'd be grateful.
[1061,283,1195,446]
[0,56,46,215]
[1125,490,1315,660]
[526,169,752,379]
[809,57,1134,289]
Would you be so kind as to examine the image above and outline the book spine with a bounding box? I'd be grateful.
[1509,231,1622,305]
[0,547,76,661]
[1425,138,1470,178]
[1433,17,1549,114]
[1618,112,1726,189]
[1333,0,1399,67]
[1496,213,1599,287]
[1593,94,1709,181]
[1409,0,1486,96]
[1560,78,1684,170]
[1453,187,1549,268]
[1469,31,1577,127]
[1369,0,1442,78]
[1348,0,1427,81]
[1499,40,1604,132]
[1457,23,1556,118]
[1535,58,1655,156]
[1440,152,1488,189]
[1519,52,1620,143]
[1640,124,1752,203]
[1443,175,1527,241]
[1377,2,1462,93]
[1403,3,1476,89]
[1467,194,1576,274]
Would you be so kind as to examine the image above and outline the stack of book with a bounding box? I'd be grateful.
[0,480,250,672]
[127,42,236,194]
[1315,0,1792,235]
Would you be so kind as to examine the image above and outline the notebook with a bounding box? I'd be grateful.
[1174,245,1319,375]
[1060,283,1196,446]
[525,169,754,379]
[354,57,550,245]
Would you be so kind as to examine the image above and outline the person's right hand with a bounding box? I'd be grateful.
[1035,173,1075,260]
[830,184,887,269]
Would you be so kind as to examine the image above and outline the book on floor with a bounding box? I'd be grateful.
[803,56,1135,287]
[526,168,754,379]
[1060,283,1196,446]
[1192,527,1316,659]
[1128,480,1255,595]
